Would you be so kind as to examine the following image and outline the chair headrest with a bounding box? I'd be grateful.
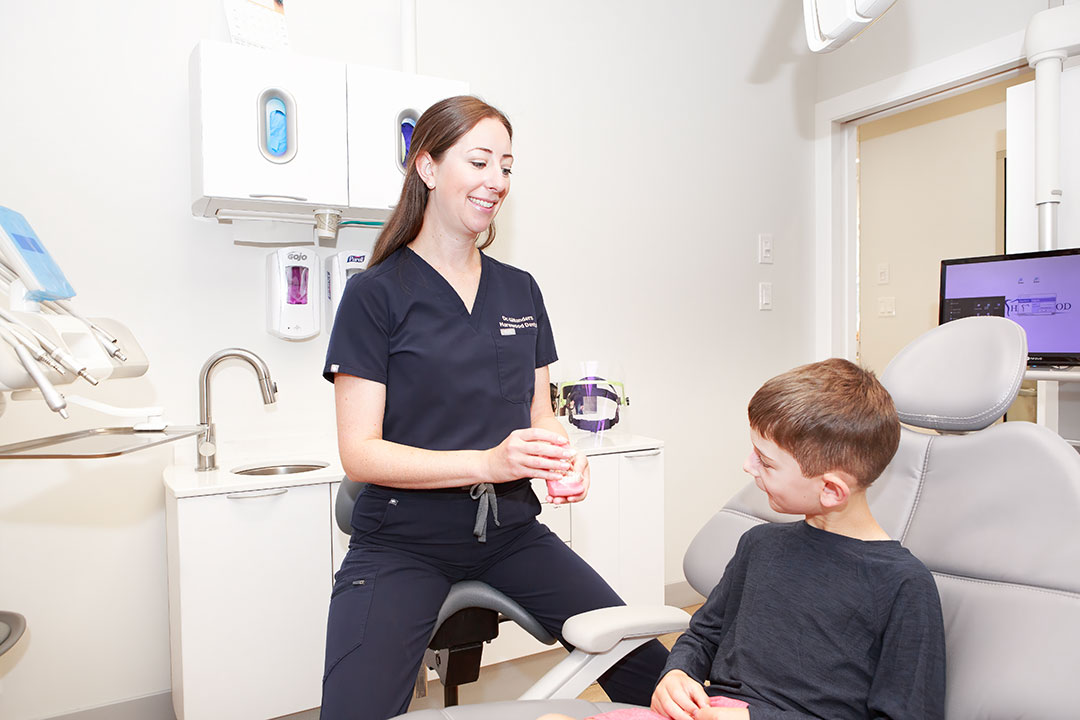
[880,316,1027,432]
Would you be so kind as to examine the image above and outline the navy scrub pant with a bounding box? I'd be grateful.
[320,480,669,720]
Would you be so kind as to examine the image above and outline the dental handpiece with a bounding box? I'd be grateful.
[0,328,68,419]
[0,307,98,384]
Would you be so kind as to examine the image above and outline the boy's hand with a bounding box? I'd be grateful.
[651,669,710,720]
[691,709,750,720]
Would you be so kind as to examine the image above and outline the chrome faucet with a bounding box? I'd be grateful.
[196,348,278,471]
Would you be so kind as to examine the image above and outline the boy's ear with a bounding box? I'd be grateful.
[819,471,854,509]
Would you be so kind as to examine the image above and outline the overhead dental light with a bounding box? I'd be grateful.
[803,0,897,53]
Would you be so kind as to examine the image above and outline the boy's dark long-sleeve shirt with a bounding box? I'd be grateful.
[664,521,945,720]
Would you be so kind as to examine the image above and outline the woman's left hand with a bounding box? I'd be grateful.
[547,451,590,504]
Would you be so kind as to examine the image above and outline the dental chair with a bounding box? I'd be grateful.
[394,315,1080,719]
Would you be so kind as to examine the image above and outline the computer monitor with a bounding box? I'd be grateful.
[939,248,1080,367]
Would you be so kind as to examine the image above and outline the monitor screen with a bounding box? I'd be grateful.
[939,248,1080,367]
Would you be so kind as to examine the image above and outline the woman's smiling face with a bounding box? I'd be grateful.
[422,117,513,240]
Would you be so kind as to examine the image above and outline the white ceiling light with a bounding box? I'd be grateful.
[803,0,897,53]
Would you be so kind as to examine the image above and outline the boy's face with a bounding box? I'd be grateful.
[743,429,823,516]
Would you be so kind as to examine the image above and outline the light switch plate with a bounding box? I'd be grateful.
[759,282,773,310]
[758,233,774,264]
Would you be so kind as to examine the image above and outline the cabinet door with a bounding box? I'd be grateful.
[569,454,621,593]
[346,66,469,212]
[618,449,665,605]
[172,483,331,720]
[192,41,348,209]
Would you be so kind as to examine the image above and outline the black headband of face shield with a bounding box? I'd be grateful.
[562,376,621,432]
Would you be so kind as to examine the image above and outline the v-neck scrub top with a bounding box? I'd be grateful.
[324,247,558,454]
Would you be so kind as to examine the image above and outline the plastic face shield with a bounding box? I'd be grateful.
[556,377,626,432]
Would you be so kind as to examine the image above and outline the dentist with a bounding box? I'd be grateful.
[320,96,667,719]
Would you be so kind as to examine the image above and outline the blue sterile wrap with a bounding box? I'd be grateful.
[0,205,76,301]
[267,98,288,156]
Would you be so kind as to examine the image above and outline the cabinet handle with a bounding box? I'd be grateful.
[622,449,662,458]
[226,488,289,499]
[249,193,308,201]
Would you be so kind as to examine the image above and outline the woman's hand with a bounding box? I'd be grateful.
[651,669,710,720]
[483,427,574,484]
[546,451,590,504]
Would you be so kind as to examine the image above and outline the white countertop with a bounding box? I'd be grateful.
[164,421,661,499]
[164,436,344,499]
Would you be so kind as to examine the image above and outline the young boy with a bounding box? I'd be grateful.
[541,358,946,720]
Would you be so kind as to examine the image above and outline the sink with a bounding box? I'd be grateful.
[231,461,330,476]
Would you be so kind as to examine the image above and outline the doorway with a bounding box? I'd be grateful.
[854,73,1033,374]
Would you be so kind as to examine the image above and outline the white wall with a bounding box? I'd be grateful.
[814,0,1049,102]
[0,1,816,717]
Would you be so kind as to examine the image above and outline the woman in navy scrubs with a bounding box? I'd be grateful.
[321,96,668,719]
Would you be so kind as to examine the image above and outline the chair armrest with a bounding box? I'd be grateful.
[519,605,691,700]
[562,605,691,653]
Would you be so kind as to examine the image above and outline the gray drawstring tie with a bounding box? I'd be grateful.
[469,483,500,543]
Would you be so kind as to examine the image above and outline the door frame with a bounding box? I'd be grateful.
[812,31,1029,359]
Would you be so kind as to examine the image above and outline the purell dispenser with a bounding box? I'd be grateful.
[325,250,370,332]
[267,247,319,340]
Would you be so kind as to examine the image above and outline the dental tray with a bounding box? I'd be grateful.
[0,425,204,459]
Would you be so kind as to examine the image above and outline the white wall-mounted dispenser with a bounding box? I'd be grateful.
[346,65,469,213]
[267,247,319,340]
[190,40,348,223]
[325,250,370,332]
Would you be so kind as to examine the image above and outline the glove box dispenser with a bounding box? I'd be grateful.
[190,40,348,220]
[346,66,469,213]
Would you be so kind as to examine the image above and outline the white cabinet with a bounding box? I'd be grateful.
[189,40,349,219]
[165,482,334,720]
[345,66,469,214]
[164,431,662,717]
[189,42,468,224]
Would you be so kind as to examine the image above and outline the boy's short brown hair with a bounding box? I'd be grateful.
[747,358,900,488]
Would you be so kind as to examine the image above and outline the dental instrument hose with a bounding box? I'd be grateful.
[0,307,98,385]
[0,255,125,362]
[0,323,68,418]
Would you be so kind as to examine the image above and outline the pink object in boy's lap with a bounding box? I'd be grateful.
[584,709,666,720]
[584,698,748,720]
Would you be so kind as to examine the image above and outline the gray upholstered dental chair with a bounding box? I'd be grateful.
[334,480,560,706]
[0,611,27,657]
[395,315,1080,719]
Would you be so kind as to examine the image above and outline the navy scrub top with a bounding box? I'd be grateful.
[323,247,558,454]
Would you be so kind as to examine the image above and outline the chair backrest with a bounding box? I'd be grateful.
[684,316,1080,718]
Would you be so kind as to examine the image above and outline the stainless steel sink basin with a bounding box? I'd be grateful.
[231,461,329,476]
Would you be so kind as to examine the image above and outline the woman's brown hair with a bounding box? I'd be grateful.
[368,96,513,268]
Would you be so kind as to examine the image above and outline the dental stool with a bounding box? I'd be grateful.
[0,611,26,657]
[394,315,1080,719]
[334,480,559,707]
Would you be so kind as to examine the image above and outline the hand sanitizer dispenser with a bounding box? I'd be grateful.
[267,247,319,340]
[325,250,369,331]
